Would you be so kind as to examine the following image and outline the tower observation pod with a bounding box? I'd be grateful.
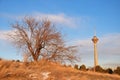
[92,35,99,71]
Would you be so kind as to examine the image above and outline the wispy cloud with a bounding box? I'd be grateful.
[0,30,9,40]
[0,12,87,28]
[33,12,78,27]
[0,30,16,41]
[98,33,120,55]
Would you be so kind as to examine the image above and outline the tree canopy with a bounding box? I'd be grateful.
[10,16,78,63]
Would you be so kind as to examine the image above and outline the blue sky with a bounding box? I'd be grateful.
[0,0,120,68]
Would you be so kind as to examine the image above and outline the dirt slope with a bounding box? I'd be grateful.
[0,60,120,80]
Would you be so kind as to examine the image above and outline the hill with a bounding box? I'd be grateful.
[0,59,120,80]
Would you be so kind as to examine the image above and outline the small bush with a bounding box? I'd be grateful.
[114,66,120,75]
[74,64,78,70]
[95,65,105,73]
[16,60,20,62]
[63,64,67,67]
[105,68,113,74]
[68,65,72,67]
[12,60,15,62]
[0,58,2,61]
[79,64,86,71]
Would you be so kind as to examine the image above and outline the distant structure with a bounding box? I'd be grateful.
[92,31,99,71]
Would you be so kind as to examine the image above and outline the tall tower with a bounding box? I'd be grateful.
[92,34,99,71]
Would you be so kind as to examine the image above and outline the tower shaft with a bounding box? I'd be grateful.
[94,43,98,66]
[92,36,99,72]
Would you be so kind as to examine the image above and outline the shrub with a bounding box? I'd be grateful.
[74,64,78,70]
[0,58,2,61]
[12,60,15,62]
[16,60,20,62]
[114,66,120,75]
[63,64,67,67]
[68,65,72,67]
[105,68,113,74]
[95,65,105,73]
[79,64,86,71]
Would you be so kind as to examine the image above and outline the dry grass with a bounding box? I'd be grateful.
[0,59,120,80]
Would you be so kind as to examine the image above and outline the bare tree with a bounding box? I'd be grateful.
[10,16,78,63]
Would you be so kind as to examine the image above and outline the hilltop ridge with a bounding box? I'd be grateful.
[0,59,120,80]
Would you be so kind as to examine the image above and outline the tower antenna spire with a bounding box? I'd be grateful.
[94,26,96,36]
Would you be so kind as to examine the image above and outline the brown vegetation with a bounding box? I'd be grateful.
[0,59,120,80]
[74,64,120,76]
